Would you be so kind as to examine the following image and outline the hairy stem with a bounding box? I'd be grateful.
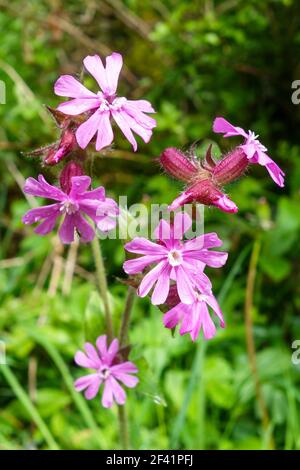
[245,238,274,448]
[91,237,114,342]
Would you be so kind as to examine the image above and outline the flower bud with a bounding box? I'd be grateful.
[212,147,248,185]
[169,179,238,214]
[59,161,84,194]
[45,128,77,165]
[160,147,197,182]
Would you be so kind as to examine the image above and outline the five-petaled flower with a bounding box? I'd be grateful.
[74,335,139,408]
[163,289,225,341]
[22,175,118,244]
[213,117,285,187]
[54,52,156,152]
[123,213,228,306]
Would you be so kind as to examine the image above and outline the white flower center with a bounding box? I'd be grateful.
[98,366,110,380]
[60,200,78,215]
[97,92,126,111]
[168,249,183,266]
[246,130,267,152]
[195,292,208,302]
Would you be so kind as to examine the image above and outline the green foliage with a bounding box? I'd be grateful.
[1,0,300,450]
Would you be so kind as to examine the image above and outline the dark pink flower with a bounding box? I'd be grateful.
[163,290,224,341]
[123,213,228,306]
[22,174,118,244]
[213,117,285,187]
[54,53,156,151]
[74,335,138,408]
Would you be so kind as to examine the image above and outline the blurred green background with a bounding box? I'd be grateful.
[1,0,300,450]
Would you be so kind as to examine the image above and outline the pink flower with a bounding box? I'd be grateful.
[22,174,118,244]
[74,335,139,408]
[123,213,228,305]
[213,117,285,187]
[54,52,156,152]
[163,290,224,341]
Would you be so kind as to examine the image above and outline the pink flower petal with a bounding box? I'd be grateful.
[172,212,192,239]
[163,303,185,329]
[75,109,105,149]
[96,335,108,358]
[123,255,166,275]
[101,380,114,408]
[105,52,123,95]
[125,237,167,256]
[74,352,98,369]
[199,303,217,340]
[57,98,99,116]
[205,294,225,328]
[54,75,96,98]
[184,249,228,268]
[213,117,247,138]
[74,373,99,391]
[110,361,138,375]
[84,376,102,400]
[73,213,95,243]
[151,263,172,305]
[69,176,91,197]
[126,99,155,113]
[22,204,61,226]
[111,109,137,151]
[24,175,65,201]
[118,109,153,144]
[112,372,139,388]
[137,261,168,298]
[124,103,156,129]
[109,376,126,405]
[183,233,223,251]
[95,111,114,151]
[58,214,76,244]
[83,55,110,93]
[105,338,119,366]
[84,342,101,365]
[34,211,60,235]
[174,265,196,304]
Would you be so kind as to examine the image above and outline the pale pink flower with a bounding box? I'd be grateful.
[213,117,285,187]
[123,213,228,305]
[54,53,156,151]
[22,175,118,244]
[74,335,138,408]
[163,290,225,341]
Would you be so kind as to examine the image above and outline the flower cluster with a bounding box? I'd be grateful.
[160,117,285,213]
[123,213,227,341]
[20,51,285,408]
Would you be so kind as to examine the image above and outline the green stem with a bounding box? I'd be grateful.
[117,286,136,450]
[245,237,274,449]
[1,364,59,450]
[119,286,135,347]
[118,405,129,450]
[91,236,114,342]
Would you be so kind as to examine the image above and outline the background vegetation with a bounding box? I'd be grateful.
[0,0,300,450]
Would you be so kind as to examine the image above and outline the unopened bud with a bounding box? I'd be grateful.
[212,147,248,185]
[169,179,238,214]
[59,161,84,194]
[160,147,197,182]
[45,128,77,165]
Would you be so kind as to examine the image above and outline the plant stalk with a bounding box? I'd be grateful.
[91,237,114,343]
[244,237,274,449]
